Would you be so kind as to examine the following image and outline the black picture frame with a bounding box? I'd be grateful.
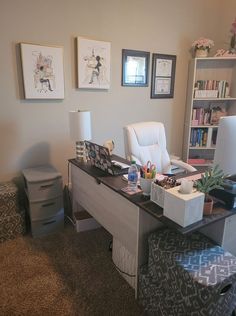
[122,49,150,87]
[151,53,176,98]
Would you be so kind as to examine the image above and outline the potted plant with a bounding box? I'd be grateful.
[195,165,224,215]
[192,38,214,57]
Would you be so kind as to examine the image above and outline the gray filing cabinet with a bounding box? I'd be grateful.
[22,165,64,237]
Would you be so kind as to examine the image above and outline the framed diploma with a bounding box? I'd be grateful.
[151,53,176,98]
[122,49,150,87]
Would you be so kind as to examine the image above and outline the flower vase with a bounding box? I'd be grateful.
[195,49,208,58]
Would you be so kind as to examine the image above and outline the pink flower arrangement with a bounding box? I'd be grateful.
[192,38,214,51]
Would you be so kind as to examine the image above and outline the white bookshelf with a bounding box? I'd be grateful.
[183,57,236,167]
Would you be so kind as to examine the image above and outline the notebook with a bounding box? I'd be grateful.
[84,141,130,175]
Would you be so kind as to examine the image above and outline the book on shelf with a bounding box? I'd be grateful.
[194,80,230,98]
[191,104,227,126]
[189,128,208,147]
[187,158,206,165]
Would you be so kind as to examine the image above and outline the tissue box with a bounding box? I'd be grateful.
[164,187,204,227]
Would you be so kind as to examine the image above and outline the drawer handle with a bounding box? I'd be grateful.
[42,202,55,208]
[43,220,56,226]
[40,184,54,189]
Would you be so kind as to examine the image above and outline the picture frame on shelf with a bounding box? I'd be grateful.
[151,53,176,98]
[122,49,150,87]
[20,43,65,99]
[77,37,111,89]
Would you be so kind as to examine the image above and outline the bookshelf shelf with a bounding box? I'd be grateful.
[194,97,236,101]
[190,125,218,128]
[183,57,236,166]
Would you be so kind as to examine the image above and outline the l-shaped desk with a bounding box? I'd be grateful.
[69,157,236,297]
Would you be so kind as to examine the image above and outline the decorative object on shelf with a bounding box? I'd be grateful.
[77,37,111,89]
[214,49,236,57]
[195,165,224,215]
[229,17,236,54]
[69,110,92,160]
[20,43,65,99]
[121,49,150,87]
[192,38,214,58]
[151,53,176,98]
[214,18,236,57]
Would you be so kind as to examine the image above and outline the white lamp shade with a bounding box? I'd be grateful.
[69,111,92,141]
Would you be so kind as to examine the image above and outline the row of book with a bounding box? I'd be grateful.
[192,108,211,125]
[192,106,227,126]
[194,80,229,98]
[190,128,208,147]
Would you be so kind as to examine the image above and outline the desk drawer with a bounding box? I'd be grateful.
[71,165,138,255]
[25,178,62,202]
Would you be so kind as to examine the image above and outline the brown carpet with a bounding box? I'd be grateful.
[0,224,144,316]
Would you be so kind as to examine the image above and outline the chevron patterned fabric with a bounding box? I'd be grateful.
[139,228,236,316]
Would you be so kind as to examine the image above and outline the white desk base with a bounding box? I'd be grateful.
[71,164,162,297]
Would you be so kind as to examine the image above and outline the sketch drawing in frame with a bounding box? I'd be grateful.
[20,43,64,99]
[77,37,111,89]
[151,53,176,98]
[122,49,150,87]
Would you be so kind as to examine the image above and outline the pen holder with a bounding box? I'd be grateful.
[140,178,153,196]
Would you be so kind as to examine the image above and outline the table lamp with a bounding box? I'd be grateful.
[69,110,92,160]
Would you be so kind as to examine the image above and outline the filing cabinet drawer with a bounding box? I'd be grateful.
[31,209,64,238]
[29,196,63,221]
[25,177,62,201]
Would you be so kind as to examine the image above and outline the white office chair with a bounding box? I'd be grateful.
[124,121,196,174]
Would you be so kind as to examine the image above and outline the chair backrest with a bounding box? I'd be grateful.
[124,121,171,173]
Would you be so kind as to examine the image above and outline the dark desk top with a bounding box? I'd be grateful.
[69,156,235,235]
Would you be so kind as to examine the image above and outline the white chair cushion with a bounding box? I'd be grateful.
[124,122,171,173]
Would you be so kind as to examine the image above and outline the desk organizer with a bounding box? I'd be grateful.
[139,228,236,316]
[150,182,169,208]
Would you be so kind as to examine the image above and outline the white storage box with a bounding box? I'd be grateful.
[74,210,100,232]
[163,186,204,227]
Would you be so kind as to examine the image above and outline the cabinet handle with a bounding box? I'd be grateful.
[40,183,54,189]
[42,202,55,208]
[43,220,56,226]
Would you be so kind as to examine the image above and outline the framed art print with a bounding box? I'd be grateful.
[77,37,111,89]
[20,43,64,99]
[151,53,176,98]
[122,49,150,86]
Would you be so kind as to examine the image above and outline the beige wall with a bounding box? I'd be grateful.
[1,0,229,182]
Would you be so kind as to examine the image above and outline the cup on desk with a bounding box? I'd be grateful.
[140,177,153,196]
[179,179,194,194]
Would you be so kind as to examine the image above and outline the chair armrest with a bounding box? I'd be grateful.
[171,159,197,172]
